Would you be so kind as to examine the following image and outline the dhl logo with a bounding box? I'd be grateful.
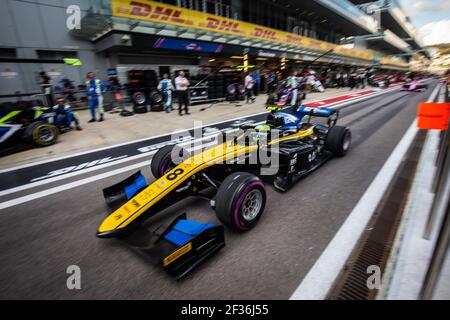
[253,28,277,40]
[205,17,241,33]
[285,35,305,46]
[127,1,185,23]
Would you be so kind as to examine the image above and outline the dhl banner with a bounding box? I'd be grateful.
[111,0,374,62]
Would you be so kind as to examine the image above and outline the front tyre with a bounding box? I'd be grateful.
[151,144,189,179]
[325,125,351,157]
[24,121,58,147]
[215,172,266,232]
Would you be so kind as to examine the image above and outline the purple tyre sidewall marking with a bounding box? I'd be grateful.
[233,180,265,230]
[160,157,171,177]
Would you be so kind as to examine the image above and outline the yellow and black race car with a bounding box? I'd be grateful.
[97,105,351,279]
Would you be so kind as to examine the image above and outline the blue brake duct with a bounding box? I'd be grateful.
[124,174,147,199]
[164,220,215,246]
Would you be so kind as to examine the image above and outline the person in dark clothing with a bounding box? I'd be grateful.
[39,71,54,106]
[266,71,277,94]
[175,71,190,115]
[252,71,261,96]
[348,71,357,90]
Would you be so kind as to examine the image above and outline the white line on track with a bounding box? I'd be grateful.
[289,82,438,300]
[0,85,405,207]
[0,151,156,197]
[0,160,152,210]
[0,139,223,210]
[0,86,401,174]
[0,122,263,198]
[0,113,270,174]
[289,118,419,300]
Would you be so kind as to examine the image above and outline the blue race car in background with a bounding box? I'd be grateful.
[0,101,59,156]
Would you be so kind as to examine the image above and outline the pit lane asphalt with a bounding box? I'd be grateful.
[0,85,435,299]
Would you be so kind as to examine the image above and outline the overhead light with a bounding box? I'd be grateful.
[256,57,268,60]
[208,59,216,62]
[230,56,243,59]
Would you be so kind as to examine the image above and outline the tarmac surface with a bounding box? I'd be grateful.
[0,85,435,299]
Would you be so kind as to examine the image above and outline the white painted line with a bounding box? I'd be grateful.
[289,82,437,300]
[0,82,427,207]
[0,160,151,210]
[0,127,241,198]
[289,119,419,300]
[0,114,268,174]
[427,83,442,103]
[0,138,224,209]
[0,87,402,174]
[0,86,405,198]
[333,86,401,110]
[0,152,155,198]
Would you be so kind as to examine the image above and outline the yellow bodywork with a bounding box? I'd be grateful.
[97,128,314,235]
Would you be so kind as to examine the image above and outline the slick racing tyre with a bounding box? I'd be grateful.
[151,89,168,111]
[149,90,163,105]
[237,84,246,95]
[24,121,58,147]
[132,91,147,106]
[133,105,148,113]
[151,144,190,179]
[226,84,237,96]
[215,172,266,232]
[325,125,351,157]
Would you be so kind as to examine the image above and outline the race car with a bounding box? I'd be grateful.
[266,79,307,108]
[0,102,59,156]
[97,104,351,278]
[401,80,428,92]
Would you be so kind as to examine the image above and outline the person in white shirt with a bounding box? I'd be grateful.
[287,71,299,106]
[244,73,256,103]
[175,71,190,116]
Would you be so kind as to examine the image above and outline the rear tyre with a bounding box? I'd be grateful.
[215,172,266,232]
[24,121,58,147]
[150,144,189,179]
[325,125,351,157]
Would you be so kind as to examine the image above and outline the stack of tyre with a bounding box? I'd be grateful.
[128,70,164,113]
[207,74,225,100]
[224,72,245,101]
[189,76,209,103]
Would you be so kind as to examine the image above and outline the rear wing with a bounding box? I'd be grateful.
[297,106,339,127]
[297,106,336,117]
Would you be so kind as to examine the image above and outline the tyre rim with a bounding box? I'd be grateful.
[343,131,351,151]
[134,93,146,105]
[39,127,55,143]
[153,94,163,103]
[241,189,263,221]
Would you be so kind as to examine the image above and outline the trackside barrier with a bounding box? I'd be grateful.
[419,81,450,299]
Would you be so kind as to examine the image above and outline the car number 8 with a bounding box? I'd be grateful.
[166,168,184,181]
